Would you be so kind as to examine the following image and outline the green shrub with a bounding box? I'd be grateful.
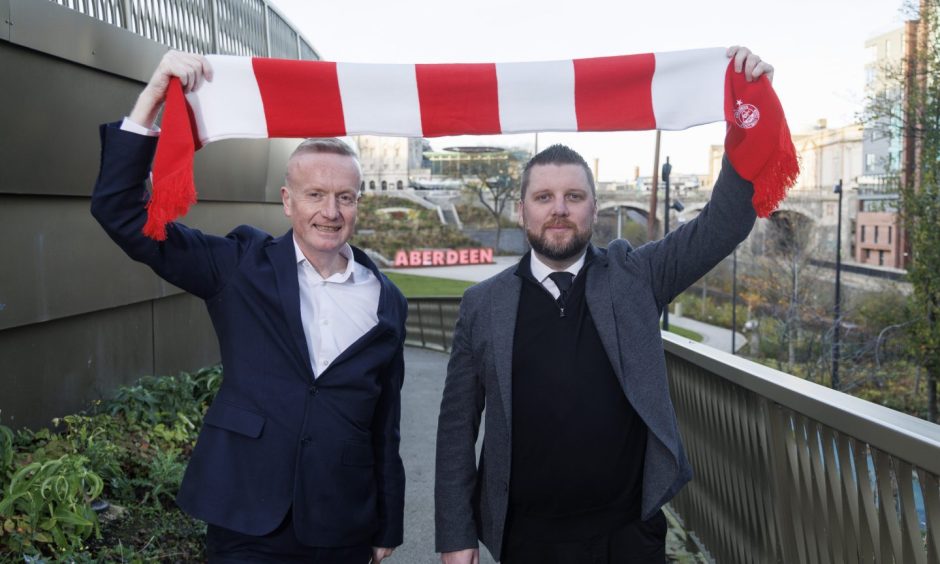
[674,292,747,330]
[0,365,223,561]
[0,426,12,478]
[0,453,103,557]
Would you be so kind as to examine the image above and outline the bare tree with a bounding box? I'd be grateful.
[458,149,526,252]
[863,0,940,421]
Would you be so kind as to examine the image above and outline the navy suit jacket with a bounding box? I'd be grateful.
[91,123,407,548]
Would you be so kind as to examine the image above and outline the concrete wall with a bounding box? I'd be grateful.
[0,2,301,428]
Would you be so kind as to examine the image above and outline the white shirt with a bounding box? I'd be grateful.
[529,252,587,299]
[120,117,160,136]
[295,240,380,378]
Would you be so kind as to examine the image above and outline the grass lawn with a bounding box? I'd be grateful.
[663,323,704,342]
[383,271,475,298]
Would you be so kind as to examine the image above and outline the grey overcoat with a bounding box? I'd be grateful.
[435,158,756,559]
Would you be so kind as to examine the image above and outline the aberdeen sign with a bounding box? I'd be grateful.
[393,247,495,267]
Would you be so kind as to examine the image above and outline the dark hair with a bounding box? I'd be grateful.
[520,144,595,199]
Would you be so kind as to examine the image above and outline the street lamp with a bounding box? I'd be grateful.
[831,179,844,389]
[660,158,685,331]
[731,245,738,354]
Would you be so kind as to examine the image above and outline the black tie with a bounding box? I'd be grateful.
[548,272,575,316]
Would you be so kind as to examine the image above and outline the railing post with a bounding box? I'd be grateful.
[262,2,271,56]
[416,301,426,348]
[121,0,133,31]
[437,301,447,351]
[208,0,218,53]
[765,402,803,564]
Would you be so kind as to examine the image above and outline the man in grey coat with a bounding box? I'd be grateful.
[435,46,773,564]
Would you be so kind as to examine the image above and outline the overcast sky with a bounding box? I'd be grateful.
[270,0,909,181]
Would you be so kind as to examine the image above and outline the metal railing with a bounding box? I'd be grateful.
[407,297,940,563]
[666,333,939,564]
[405,297,461,353]
[48,0,318,59]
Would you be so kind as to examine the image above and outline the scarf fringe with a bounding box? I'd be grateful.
[146,78,199,241]
[751,123,800,219]
[751,123,800,218]
[143,168,197,241]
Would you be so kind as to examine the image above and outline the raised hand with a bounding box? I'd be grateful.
[129,51,213,128]
[727,45,774,84]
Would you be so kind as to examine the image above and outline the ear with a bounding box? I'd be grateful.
[281,186,292,218]
[592,199,599,222]
[516,199,525,228]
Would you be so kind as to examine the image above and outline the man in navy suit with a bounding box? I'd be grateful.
[91,51,405,563]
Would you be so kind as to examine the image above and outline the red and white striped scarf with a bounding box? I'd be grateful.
[146,47,798,240]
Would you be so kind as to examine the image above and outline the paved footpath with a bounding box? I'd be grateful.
[397,346,498,563]
[668,314,746,354]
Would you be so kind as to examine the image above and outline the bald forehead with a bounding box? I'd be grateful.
[286,152,362,189]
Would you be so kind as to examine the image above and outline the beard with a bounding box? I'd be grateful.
[525,219,593,262]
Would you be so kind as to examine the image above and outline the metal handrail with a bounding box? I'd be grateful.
[407,297,940,563]
[665,332,939,563]
[405,297,462,353]
[47,0,319,60]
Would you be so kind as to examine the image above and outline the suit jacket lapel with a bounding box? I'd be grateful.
[264,231,315,380]
[584,246,626,386]
[491,270,521,429]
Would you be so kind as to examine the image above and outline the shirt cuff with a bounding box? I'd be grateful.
[120,117,161,137]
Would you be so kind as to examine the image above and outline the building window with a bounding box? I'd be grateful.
[360,181,365,192]
[369,180,376,191]
[381,180,387,191]
[861,225,866,242]
[874,225,879,244]
[879,250,885,266]
[865,249,871,260]
[888,226,893,244]
[397,180,404,190]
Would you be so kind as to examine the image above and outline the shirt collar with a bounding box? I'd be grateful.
[529,250,586,285]
[293,239,359,283]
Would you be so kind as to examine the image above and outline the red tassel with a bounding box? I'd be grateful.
[142,166,198,240]
[146,78,200,240]
[750,120,800,218]
[723,66,800,218]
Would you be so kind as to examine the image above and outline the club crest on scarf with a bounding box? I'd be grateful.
[734,100,760,129]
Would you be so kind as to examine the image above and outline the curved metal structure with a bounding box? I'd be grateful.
[0,0,314,428]
[46,0,318,60]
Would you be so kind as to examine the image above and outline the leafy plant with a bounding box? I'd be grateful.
[0,454,103,556]
[0,425,13,478]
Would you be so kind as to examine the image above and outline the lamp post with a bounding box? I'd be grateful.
[731,245,738,354]
[831,179,844,389]
[616,206,623,240]
[662,157,673,330]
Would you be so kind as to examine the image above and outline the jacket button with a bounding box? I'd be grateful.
[300,436,311,445]
[309,385,318,395]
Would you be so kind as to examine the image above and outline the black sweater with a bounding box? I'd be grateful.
[507,258,647,542]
